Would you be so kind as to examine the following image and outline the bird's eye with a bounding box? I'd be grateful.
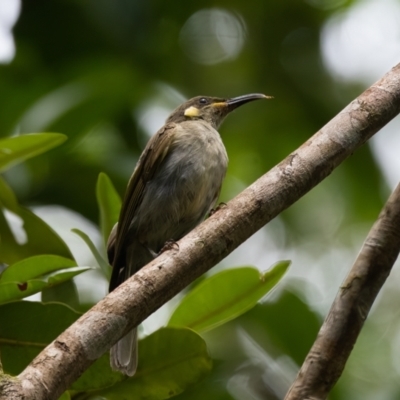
[199,98,208,105]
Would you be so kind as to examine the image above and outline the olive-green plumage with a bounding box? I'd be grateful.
[108,93,270,376]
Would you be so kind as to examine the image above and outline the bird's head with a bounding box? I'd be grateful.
[166,94,272,129]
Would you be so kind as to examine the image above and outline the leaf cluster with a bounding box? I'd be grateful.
[0,136,293,399]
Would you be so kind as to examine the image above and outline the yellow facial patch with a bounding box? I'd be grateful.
[184,106,200,117]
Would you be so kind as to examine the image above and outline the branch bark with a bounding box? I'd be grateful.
[284,183,400,400]
[1,63,400,400]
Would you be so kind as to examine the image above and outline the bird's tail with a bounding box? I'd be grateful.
[108,238,154,376]
[110,327,138,376]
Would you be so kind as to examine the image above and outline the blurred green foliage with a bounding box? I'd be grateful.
[0,0,385,225]
[0,0,399,399]
[168,263,290,332]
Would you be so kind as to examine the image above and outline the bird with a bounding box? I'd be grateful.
[107,93,271,376]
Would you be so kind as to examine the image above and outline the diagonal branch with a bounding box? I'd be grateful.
[1,63,400,400]
[284,183,400,400]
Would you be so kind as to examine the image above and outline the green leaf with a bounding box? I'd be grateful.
[0,133,67,172]
[0,301,124,389]
[72,228,111,279]
[0,266,91,304]
[41,279,80,310]
[0,255,76,283]
[0,255,91,304]
[47,266,90,285]
[96,172,121,244]
[71,353,125,392]
[237,285,321,365]
[89,327,212,400]
[0,176,18,212]
[0,301,81,375]
[168,261,291,333]
[170,359,234,400]
[0,204,73,265]
[0,281,48,304]
[57,392,71,400]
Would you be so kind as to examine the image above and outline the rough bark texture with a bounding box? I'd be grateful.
[284,183,400,400]
[1,63,400,400]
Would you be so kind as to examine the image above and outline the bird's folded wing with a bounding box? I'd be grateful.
[108,124,176,287]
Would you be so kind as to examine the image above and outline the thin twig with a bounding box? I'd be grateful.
[284,183,400,400]
[1,63,400,400]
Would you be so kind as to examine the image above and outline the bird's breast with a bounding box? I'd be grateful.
[134,120,228,250]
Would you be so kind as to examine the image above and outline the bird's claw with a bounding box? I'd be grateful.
[159,239,180,254]
[209,202,227,216]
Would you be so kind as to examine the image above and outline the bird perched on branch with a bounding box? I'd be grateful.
[108,93,271,376]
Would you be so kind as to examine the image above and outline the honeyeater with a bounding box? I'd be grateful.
[108,93,270,376]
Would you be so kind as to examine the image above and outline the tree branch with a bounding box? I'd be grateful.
[2,63,400,400]
[284,182,400,400]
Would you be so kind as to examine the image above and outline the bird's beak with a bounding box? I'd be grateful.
[225,93,273,111]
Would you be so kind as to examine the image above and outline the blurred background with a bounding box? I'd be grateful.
[1,0,400,398]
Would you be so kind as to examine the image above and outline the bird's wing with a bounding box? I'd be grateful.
[108,123,176,290]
